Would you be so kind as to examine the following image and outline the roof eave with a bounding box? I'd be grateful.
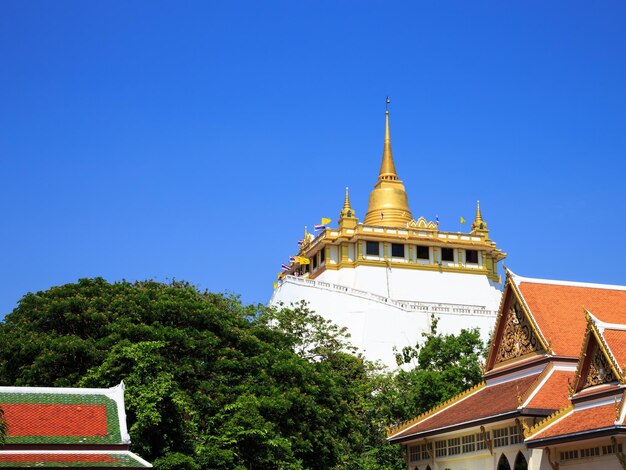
[387,410,520,444]
[526,426,626,448]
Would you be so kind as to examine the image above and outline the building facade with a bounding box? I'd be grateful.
[270,107,506,367]
[387,269,626,470]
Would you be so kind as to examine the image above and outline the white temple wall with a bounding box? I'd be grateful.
[270,279,497,368]
[316,265,502,309]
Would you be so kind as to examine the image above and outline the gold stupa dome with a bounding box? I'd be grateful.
[363,105,413,227]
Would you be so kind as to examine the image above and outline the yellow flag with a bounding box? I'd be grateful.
[273,282,277,289]
[296,256,311,265]
[321,217,331,225]
[460,217,466,224]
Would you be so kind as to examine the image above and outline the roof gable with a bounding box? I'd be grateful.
[514,276,626,357]
[486,274,550,371]
[572,313,625,395]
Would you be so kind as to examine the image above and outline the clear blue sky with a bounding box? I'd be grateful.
[1,1,625,318]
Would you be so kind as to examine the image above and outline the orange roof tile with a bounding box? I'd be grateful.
[529,402,617,441]
[518,282,626,357]
[526,370,574,410]
[390,373,540,440]
[603,329,626,372]
[4,404,108,437]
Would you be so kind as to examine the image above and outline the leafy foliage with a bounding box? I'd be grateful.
[0,279,486,469]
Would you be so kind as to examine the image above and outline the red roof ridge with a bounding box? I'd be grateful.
[524,403,574,439]
[386,382,486,438]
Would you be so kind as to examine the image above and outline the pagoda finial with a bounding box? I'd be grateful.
[343,187,352,212]
[340,187,355,218]
[339,187,357,228]
[471,200,488,232]
[363,101,413,228]
[379,97,398,181]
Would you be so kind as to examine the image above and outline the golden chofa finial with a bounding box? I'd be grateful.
[363,99,413,228]
[471,200,488,233]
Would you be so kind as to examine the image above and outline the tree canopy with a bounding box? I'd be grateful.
[0,278,486,469]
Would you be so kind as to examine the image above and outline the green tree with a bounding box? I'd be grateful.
[0,279,379,469]
[0,280,485,470]
[386,317,486,425]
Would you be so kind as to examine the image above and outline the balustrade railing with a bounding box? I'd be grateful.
[272,275,496,317]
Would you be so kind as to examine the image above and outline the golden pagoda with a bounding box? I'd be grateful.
[270,102,506,367]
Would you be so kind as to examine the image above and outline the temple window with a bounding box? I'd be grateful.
[320,249,325,264]
[447,437,461,455]
[559,450,578,461]
[409,445,419,462]
[416,245,429,260]
[391,243,405,258]
[435,440,447,457]
[603,443,623,454]
[366,241,379,256]
[493,427,509,447]
[476,431,490,451]
[441,248,454,262]
[466,249,478,264]
[509,424,523,444]
[462,434,475,453]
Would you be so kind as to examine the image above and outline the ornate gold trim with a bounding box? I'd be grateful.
[571,311,623,394]
[525,404,574,439]
[386,382,486,437]
[486,270,551,371]
[485,272,512,369]
[507,276,552,354]
[617,391,626,425]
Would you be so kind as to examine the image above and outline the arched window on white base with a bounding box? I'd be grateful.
[498,454,511,470]
[514,451,528,470]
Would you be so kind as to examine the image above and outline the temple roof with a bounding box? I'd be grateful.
[524,368,575,410]
[0,452,151,468]
[388,372,542,442]
[526,399,624,444]
[389,270,626,446]
[514,273,626,358]
[525,301,626,445]
[0,383,151,468]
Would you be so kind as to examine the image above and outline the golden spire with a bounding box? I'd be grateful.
[379,107,398,180]
[341,187,354,216]
[471,200,488,233]
[363,99,413,227]
[339,187,358,229]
